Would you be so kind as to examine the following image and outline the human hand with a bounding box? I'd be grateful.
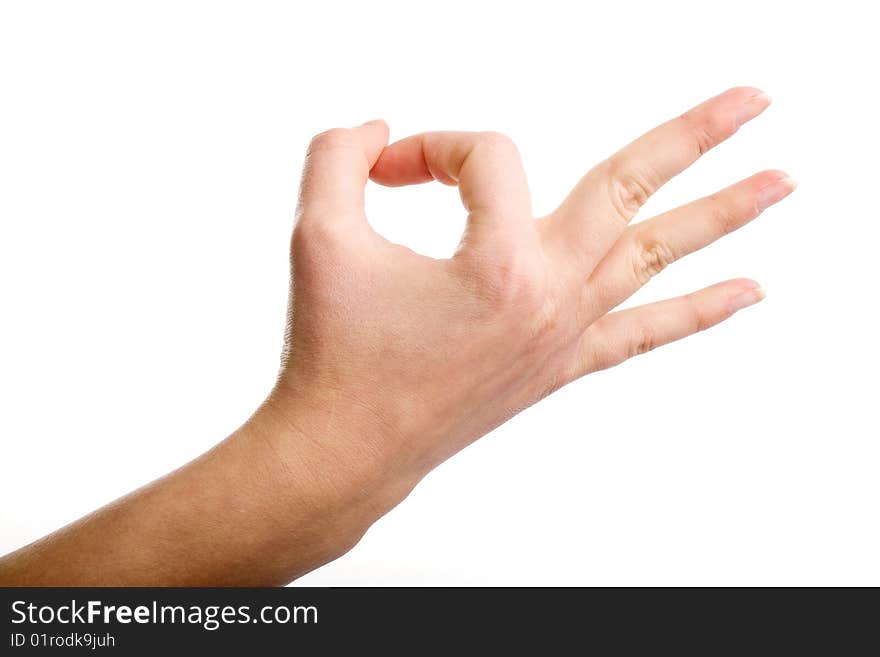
[262,87,795,541]
[0,88,796,586]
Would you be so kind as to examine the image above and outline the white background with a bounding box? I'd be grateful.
[1,1,877,586]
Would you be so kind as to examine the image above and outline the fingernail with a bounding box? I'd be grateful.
[360,119,385,127]
[730,285,766,313]
[736,91,772,126]
[756,175,798,212]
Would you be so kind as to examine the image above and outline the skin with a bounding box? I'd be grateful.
[0,88,795,585]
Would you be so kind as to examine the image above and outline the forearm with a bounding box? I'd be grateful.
[0,395,401,586]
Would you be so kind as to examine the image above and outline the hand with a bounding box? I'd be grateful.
[265,86,795,535]
[0,88,795,585]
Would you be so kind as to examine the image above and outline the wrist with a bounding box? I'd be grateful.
[241,384,419,573]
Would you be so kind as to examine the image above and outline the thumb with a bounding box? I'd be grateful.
[296,120,389,225]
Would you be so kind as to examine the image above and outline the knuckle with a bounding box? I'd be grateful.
[291,216,344,258]
[477,130,518,153]
[290,221,314,256]
[633,236,677,285]
[467,249,545,314]
[680,109,736,157]
[682,293,709,332]
[605,161,653,221]
[630,323,657,357]
[707,194,744,235]
[484,260,541,309]
[308,127,356,154]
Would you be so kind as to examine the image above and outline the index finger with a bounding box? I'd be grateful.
[370,131,533,242]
